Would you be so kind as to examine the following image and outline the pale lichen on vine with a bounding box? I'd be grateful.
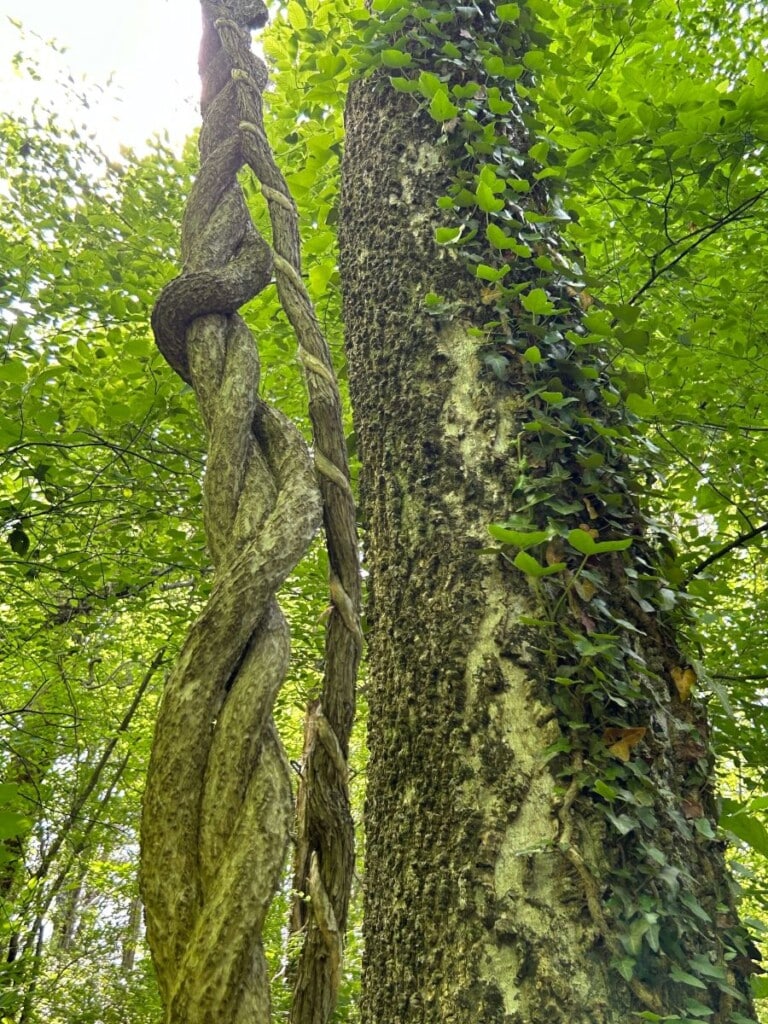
[141,2,361,1022]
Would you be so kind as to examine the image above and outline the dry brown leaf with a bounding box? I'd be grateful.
[545,539,565,565]
[583,496,599,520]
[580,609,597,634]
[670,665,696,702]
[481,285,502,305]
[604,726,647,762]
[681,797,704,819]
[574,577,597,602]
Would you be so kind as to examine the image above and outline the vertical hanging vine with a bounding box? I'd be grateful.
[140,2,361,1022]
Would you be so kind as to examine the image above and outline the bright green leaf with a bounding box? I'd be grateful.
[568,529,597,555]
[381,49,412,68]
[389,76,420,93]
[520,288,555,315]
[429,89,459,121]
[513,551,566,577]
[720,808,768,859]
[476,181,505,212]
[476,263,508,282]
[486,223,512,249]
[287,1,308,29]
[625,393,656,418]
[435,226,463,244]
[565,146,593,169]
[417,71,443,98]
[488,525,549,547]
[523,50,548,71]
[496,2,520,20]
[0,360,27,383]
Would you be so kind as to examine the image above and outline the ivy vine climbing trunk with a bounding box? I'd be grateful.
[339,4,760,1024]
[140,2,360,1023]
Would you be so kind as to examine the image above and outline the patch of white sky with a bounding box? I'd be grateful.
[1,0,203,157]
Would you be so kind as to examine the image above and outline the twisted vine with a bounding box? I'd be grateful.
[141,2,361,1022]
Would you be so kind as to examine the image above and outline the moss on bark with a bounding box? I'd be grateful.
[340,73,756,1024]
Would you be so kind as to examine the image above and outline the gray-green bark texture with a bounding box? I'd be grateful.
[142,4,360,1023]
[339,70,759,1024]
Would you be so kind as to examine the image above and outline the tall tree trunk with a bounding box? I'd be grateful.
[17,919,43,1024]
[121,894,143,975]
[55,878,83,953]
[339,12,759,1022]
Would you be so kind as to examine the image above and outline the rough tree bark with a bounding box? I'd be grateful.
[339,7,760,1023]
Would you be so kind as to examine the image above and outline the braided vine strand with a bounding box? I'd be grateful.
[211,9,363,1023]
[139,1,324,1020]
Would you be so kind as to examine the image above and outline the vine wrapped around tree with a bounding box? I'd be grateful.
[140,2,361,1022]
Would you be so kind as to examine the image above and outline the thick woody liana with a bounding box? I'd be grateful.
[212,16,363,1024]
[140,2,361,1022]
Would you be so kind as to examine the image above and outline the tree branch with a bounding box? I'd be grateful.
[629,188,768,306]
[656,427,755,532]
[34,647,166,883]
[711,672,768,683]
[686,521,768,580]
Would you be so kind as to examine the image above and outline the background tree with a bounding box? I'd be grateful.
[0,33,358,1023]
[0,71,200,1021]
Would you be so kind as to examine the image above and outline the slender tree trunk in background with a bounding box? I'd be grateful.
[0,710,61,931]
[121,894,143,975]
[55,878,83,952]
[17,919,43,1024]
[339,24,759,1024]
